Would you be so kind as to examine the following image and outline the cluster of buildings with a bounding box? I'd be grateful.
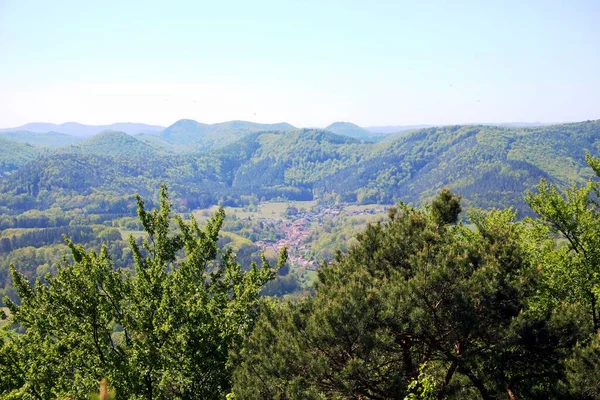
[255,203,387,271]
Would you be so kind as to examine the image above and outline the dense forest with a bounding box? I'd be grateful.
[1,120,600,398]
[1,120,599,214]
[2,155,600,398]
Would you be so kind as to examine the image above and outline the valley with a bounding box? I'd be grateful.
[1,119,600,301]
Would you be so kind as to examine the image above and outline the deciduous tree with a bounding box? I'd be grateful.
[0,186,286,399]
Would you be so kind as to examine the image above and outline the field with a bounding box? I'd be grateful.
[193,200,318,222]
[0,307,10,327]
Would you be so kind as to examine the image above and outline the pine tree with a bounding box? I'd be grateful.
[233,191,583,399]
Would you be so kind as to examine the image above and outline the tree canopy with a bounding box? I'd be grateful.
[232,189,595,399]
[0,186,286,399]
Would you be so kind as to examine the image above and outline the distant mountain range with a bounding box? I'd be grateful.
[160,120,297,149]
[0,131,83,147]
[1,120,599,216]
[0,122,164,137]
[0,120,562,142]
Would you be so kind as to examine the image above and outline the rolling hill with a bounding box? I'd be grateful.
[0,122,164,137]
[1,120,599,216]
[160,119,297,149]
[324,122,376,141]
[59,131,159,157]
[0,139,43,176]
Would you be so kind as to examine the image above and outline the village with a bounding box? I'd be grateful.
[255,203,387,271]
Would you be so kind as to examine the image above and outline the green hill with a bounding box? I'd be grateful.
[324,122,376,141]
[0,138,43,176]
[134,133,193,154]
[2,120,600,216]
[316,122,599,213]
[60,131,159,157]
[160,119,296,149]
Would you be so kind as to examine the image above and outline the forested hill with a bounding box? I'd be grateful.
[160,119,297,149]
[0,139,45,176]
[324,122,376,141]
[0,131,83,147]
[0,120,599,216]
[57,131,159,157]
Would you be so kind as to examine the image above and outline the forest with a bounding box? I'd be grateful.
[1,149,600,398]
[1,121,600,398]
[1,120,600,302]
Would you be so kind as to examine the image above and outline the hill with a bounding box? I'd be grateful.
[2,120,600,216]
[0,131,83,147]
[134,133,193,154]
[160,119,296,149]
[0,138,43,176]
[59,131,159,157]
[365,125,435,134]
[324,122,375,141]
[0,122,164,137]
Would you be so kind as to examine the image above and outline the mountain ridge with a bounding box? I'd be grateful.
[0,122,165,137]
[2,120,599,216]
[160,119,297,149]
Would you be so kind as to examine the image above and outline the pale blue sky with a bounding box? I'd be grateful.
[0,0,598,128]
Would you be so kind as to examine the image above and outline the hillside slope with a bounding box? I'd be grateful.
[2,120,599,216]
[324,122,375,141]
[160,119,296,149]
[0,139,43,176]
[59,131,159,157]
[0,122,164,136]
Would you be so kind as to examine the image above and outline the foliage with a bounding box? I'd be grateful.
[232,191,586,399]
[0,138,42,176]
[526,153,600,330]
[0,186,286,399]
[1,121,598,218]
[160,119,296,149]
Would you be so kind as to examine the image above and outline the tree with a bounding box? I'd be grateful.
[233,191,584,399]
[430,187,461,225]
[525,153,600,331]
[0,186,286,399]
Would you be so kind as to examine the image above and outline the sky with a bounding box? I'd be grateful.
[0,0,598,128]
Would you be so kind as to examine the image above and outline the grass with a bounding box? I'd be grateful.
[193,200,318,221]
[119,230,146,240]
[344,204,389,213]
[221,231,253,251]
[0,307,11,327]
[299,270,318,287]
[259,201,317,218]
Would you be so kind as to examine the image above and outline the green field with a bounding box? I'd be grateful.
[0,307,10,327]
[119,229,147,240]
[193,200,318,221]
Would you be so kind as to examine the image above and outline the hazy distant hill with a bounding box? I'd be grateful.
[365,125,435,134]
[160,119,296,149]
[2,120,599,215]
[365,122,556,134]
[324,122,376,141]
[0,122,164,137]
[0,131,83,147]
